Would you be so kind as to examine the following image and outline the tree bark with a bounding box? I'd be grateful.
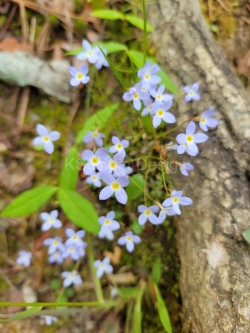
[148,1,250,332]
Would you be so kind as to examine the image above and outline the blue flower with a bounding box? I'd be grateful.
[43,237,65,254]
[86,172,102,188]
[63,244,85,261]
[123,83,149,111]
[158,206,176,224]
[94,257,113,278]
[98,211,120,240]
[77,39,99,63]
[142,98,154,116]
[61,271,82,287]
[65,228,87,248]
[140,64,161,90]
[95,48,109,70]
[40,210,62,231]
[16,250,32,267]
[83,131,105,147]
[68,65,90,86]
[82,148,108,175]
[33,124,60,154]
[118,231,141,253]
[162,190,193,215]
[149,85,173,104]
[41,316,58,326]
[101,154,126,177]
[99,173,129,205]
[180,162,194,176]
[138,205,159,225]
[183,83,200,102]
[48,250,64,264]
[109,136,129,157]
[199,110,218,131]
[152,100,175,128]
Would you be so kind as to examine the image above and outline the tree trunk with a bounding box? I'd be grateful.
[148,1,250,332]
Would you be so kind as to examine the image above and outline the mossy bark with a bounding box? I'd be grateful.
[148,1,250,332]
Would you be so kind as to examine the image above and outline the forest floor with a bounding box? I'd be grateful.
[0,0,249,332]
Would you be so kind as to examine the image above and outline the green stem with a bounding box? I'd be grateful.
[86,233,104,303]
[0,302,100,307]
[128,175,155,203]
[142,0,147,65]
[156,120,190,139]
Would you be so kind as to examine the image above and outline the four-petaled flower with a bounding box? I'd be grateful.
[61,271,82,287]
[109,136,129,157]
[83,131,105,147]
[118,231,141,252]
[183,83,200,102]
[86,172,102,187]
[82,148,108,175]
[77,39,99,63]
[43,237,65,254]
[68,65,90,86]
[166,141,178,151]
[48,251,64,264]
[158,206,176,224]
[99,173,129,205]
[140,64,161,90]
[95,48,109,70]
[152,100,175,128]
[16,250,32,267]
[162,190,193,215]
[142,98,154,116]
[101,154,126,177]
[63,245,85,261]
[98,211,120,240]
[123,83,148,111]
[176,121,208,156]
[138,205,159,225]
[41,316,58,326]
[149,85,173,104]
[33,124,60,154]
[94,257,113,278]
[65,229,87,248]
[180,162,194,176]
[40,210,62,231]
[199,110,218,132]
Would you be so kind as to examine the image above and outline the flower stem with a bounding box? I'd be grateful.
[0,302,100,307]
[86,233,104,303]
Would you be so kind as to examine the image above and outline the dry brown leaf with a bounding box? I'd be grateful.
[104,246,122,265]
[0,37,32,53]
[238,49,250,77]
[106,272,137,285]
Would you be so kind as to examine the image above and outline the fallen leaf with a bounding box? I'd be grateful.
[104,246,122,265]
[106,272,137,285]
[0,37,32,53]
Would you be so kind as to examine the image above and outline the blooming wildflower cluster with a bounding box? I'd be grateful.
[68,39,109,87]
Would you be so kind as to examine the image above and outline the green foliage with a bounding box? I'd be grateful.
[0,186,57,217]
[127,50,180,94]
[57,188,100,234]
[51,278,61,291]
[0,306,43,323]
[243,228,250,244]
[119,287,141,298]
[124,15,153,32]
[133,287,144,333]
[154,284,172,333]
[76,103,119,144]
[151,257,162,284]
[60,147,79,190]
[127,174,145,202]
[66,42,127,56]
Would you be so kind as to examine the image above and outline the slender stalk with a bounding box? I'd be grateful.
[86,233,104,303]
[128,175,155,203]
[142,0,147,65]
[0,302,100,307]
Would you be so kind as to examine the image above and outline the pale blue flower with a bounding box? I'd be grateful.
[65,228,87,248]
[98,211,120,240]
[99,173,129,205]
[118,231,141,253]
[183,83,200,102]
[83,131,105,147]
[152,100,175,128]
[63,244,85,261]
[33,124,60,154]
[137,62,160,79]
[16,250,32,267]
[138,205,159,225]
[140,64,161,90]
[40,210,62,231]
[95,48,109,70]
[176,121,209,156]
[41,316,58,325]
[61,271,82,287]
[180,162,194,176]
[149,85,173,104]
[157,207,176,224]
[82,148,108,175]
[86,172,102,187]
[199,110,218,131]
[77,39,99,63]
[94,257,113,278]
[162,190,193,215]
[142,98,154,116]
[123,83,149,111]
[101,154,126,177]
[166,141,178,151]
[43,237,65,254]
[48,250,64,264]
[109,136,129,157]
[68,65,90,86]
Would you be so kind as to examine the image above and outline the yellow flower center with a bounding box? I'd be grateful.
[111,182,120,191]
[73,235,78,240]
[70,273,74,279]
[109,161,117,169]
[145,209,151,216]
[53,240,59,245]
[43,136,50,142]
[173,198,179,203]
[77,73,83,80]
[186,135,193,143]
[148,105,152,110]
[127,236,132,241]
[92,176,97,180]
[157,109,164,117]
[133,93,139,99]
[157,94,162,100]
[116,143,123,150]
[105,219,111,225]
[49,218,54,223]
[88,51,93,56]
[69,247,74,252]
[144,73,150,80]
[201,117,206,124]
[189,90,194,96]
[92,133,98,138]
[101,263,105,268]
[91,156,99,165]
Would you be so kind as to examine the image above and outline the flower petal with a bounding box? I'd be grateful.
[33,137,44,146]
[186,121,196,135]
[36,124,48,136]
[49,131,60,141]
[115,188,128,204]
[176,134,186,145]
[68,66,78,76]
[84,162,95,175]
[126,241,134,252]
[179,197,193,206]
[50,210,58,218]
[118,236,127,245]
[95,148,107,159]
[99,186,113,200]
[82,150,94,161]
[44,141,54,154]
[138,214,147,225]
[193,133,209,143]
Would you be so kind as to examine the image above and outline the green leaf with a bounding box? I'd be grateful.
[127,174,145,202]
[65,47,84,56]
[154,284,172,333]
[133,287,144,333]
[56,292,67,310]
[151,258,162,284]
[243,228,250,244]
[0,186,57,217]
[51,278,61,291]
[58,188,100,234]
[76,103,119,144]
[0,306,43,323]
[91,9,124,20]
[98,41,128,53]
[60,147,79,190]
[119,287,141,298]
[127,50,180,94]
[125,14,154,32]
